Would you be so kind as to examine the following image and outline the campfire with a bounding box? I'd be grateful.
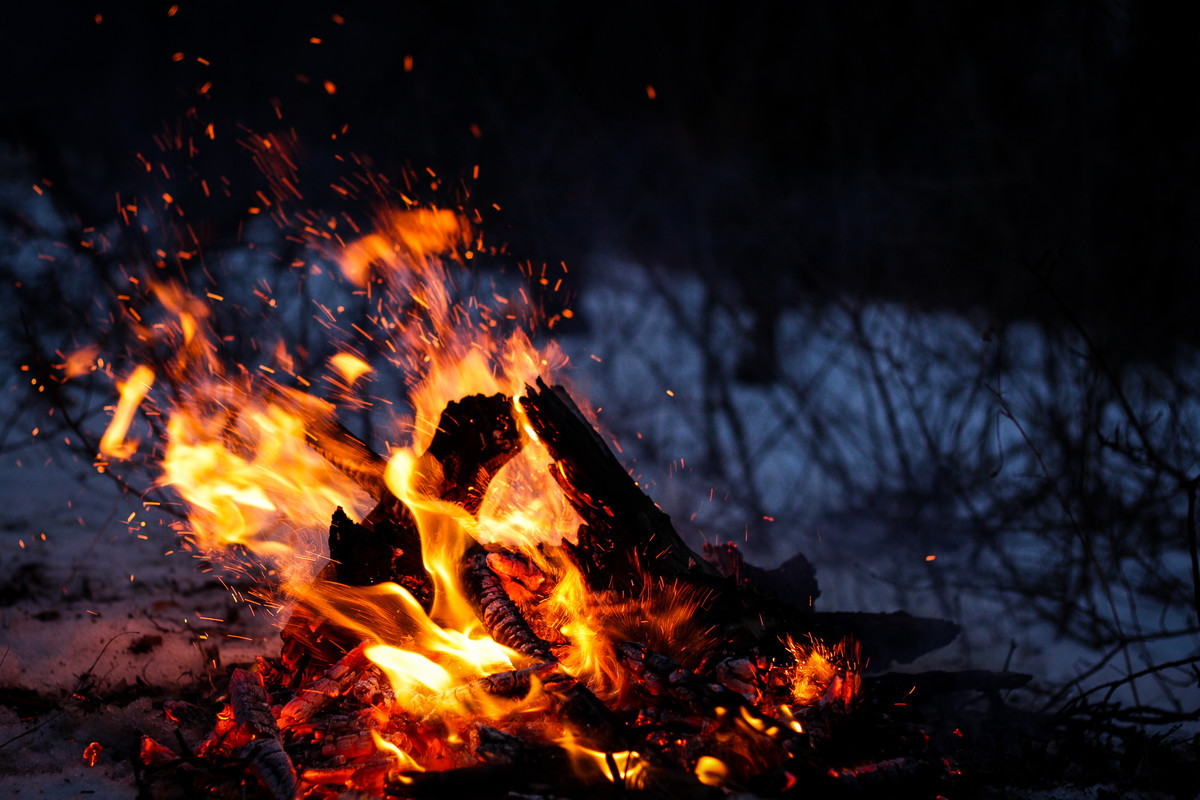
[88,202,1003,799]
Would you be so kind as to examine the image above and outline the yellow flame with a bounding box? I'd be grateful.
[365,646,455,695]
[99,364,155,459]
[694,755,728,787]
[329,352,373,386]
[557,731,644,785]
[371,730,423,775]
[337,208,468,288]
[161,398,369,578]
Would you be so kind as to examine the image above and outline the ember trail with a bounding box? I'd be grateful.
[81,192,973,798]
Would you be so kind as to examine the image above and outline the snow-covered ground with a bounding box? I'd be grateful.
[0,426,278,793]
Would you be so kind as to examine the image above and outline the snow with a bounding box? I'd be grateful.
[0,441,277,794]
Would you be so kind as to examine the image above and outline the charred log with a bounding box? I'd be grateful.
[406,662,562,720]
[236,736,299,800]
[808,611,960,669]
[229,668,279,739]
[418,392,524,515]
[520,379,720,593]
[703,542,819,612]
[864,669,1032,704]
[278,641,372,727]
[461,546,557,661]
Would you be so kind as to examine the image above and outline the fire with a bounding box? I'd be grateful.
[785,635,861,708]
[329,352,373,386]
[96,191,857,793]
[557,730,646,786]
[98,364,155,460]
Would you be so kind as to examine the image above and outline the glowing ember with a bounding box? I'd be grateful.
[786,635,861,708]
[82,741,103,768]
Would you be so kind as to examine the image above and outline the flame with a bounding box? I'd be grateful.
[161,398,369,575]
[60,345,100,379]
[371,730,423,781]
[329,353,373,386]
[557,731,645,786]
[785,636,861,707]
[99,365,155,459]
[337,208,467,288]
[94,196,853,784]
[694,755,729,787]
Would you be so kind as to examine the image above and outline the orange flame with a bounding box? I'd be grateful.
[99,365,155,459]
[95,198,846,779]
[785,636,861,707]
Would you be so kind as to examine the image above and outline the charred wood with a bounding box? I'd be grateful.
[752,753,954,798]
[330,506,425,592]
[279,582,364,686]
[418,392,524,515]
[278,641,372,728]
[703,541,819,612]
[864,668,1032,704]
[230,667,279,738]
[461,546,557,661]
[807,611,960,669]
[406,662,561,720]
[236,736,299,800]
[519,379,722,593]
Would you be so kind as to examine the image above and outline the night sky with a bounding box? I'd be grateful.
[3,2,1199,356]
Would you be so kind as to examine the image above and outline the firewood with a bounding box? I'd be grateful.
[540,674,633,754]
[330,506,420,590]
[138,735,181,767]
[418,392,524,515]
[519,379,723,593]
[279,579,364,686]
[807,611,960,668]
[614,640,799,751]
[349,664,398,709]
[406,662,562,720]
[230,668,279,738]
[278,641,372,728]
[703,541,819,612]
[460,546,557,661]
[864,668,1032,703]
[385,762,563,799]
[236,736,299,800]
[752,753,953,798]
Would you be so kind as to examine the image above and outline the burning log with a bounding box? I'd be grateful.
[418,392,524,515]
[520,378,723,594]
[329,506,429,600]
[278,641,372,727]
[460,546,557,661]
[405,662,562,720]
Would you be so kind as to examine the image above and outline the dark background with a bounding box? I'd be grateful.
[4,1,1199,369]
